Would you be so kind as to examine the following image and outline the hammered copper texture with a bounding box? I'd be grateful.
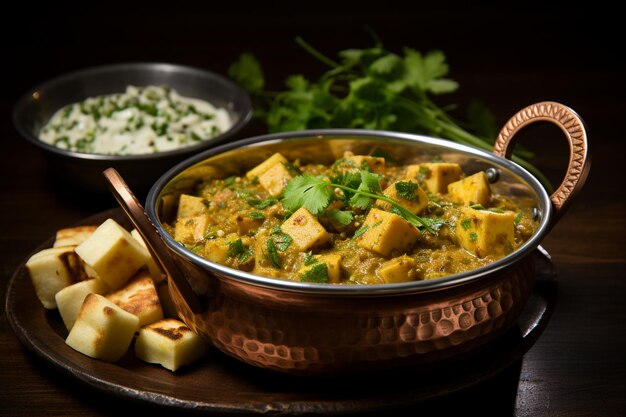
[170,259,534,374]
[494,101,590,216]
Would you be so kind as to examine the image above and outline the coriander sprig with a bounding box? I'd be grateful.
[228,37,553,193]
[282,171,440,234]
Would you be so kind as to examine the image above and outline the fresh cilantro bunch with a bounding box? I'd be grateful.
[228,37,551,192]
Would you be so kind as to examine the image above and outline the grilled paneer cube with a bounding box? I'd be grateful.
[106,271,163,327]
[281,207,330,251]
[75,219,149,290]
[130,229,164,283]
[447,171,492,206]
[55,278,110,330]
[135,319,206,371]
[407,162,463,194]
[53,226,97,247]
[377,179,428,214]
[26,246,90,309]
[245,152,288,180]
[356,209,420,257]
[456,206,515,258]
[65,293,139,362]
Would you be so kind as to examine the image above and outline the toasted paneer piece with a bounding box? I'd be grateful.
[174,214,211,244]
[106,271,163,327]
[177,194,209,218]
[26,246,89,309]
[246,152,288,180]
[447,171,492,206]
[456,206,515,258]
[377,255,418,283]
[377,179,428,214]
[75,219,149,290]
[203,236,231,265]
[130,229,164,283]
[53,225,97,247]
[258,162,293,197]
[297,254,342,283]
[281,207,330,251]
[406,163,463,194]
[55,278,110,330]
[356,208,420,257]
[342,151,385,174]
[65,293,139,362]
[135,319,206,372]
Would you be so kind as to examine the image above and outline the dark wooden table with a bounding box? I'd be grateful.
[2,7,625,417]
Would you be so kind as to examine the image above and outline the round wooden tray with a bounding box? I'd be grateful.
[5,208,557,415]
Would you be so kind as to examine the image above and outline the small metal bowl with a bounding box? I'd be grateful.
[144,102,590,375]
[13,62,252,195]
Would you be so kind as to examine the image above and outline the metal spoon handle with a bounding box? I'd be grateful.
[103,168,201,314]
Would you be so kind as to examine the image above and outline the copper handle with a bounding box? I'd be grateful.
[103,168,201,314]
[493,101,591,220]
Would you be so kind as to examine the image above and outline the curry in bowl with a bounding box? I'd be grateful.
[161,138,538,285]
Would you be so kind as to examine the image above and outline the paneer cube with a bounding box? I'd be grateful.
[246,152,288,180]
[65,293,139,362]
[202,236,231,265]
[356,209,420,256]
[55,278,111,330]
[135,319,206,372]
[377,179,428,214]
[447,171,492,206]
[26,246,89,309]
[75,219,149,290]
[297,254,342,283]
[406,163,463,194]
[130,229,164,283]
[106,271,163,327]
[174,214,211,244]
[281,207,330,251]
[53,225,97,247]
[177,194,209,218]
[377,255,417,283]
[258,162,293,197]
[456,206,515,258]
[342,151,385,174]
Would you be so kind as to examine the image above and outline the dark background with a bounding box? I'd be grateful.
[2,4,625,417]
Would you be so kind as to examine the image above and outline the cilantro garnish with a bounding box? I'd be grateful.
[282,170,437,234]
[247,197,278,209]
[395,181,419,201]
[227,239,253,262]
[246,211,266,220]
[327,209,353,226]
[469,232,478,242]
[515,211,523,225]
[300,263,329,283]
[303,252,318,266]
[460,218,472,231]
[265,239,282,268]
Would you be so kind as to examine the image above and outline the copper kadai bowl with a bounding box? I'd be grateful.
[137,102,589,375]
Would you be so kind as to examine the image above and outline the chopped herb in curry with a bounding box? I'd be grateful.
[167,150,538,284]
